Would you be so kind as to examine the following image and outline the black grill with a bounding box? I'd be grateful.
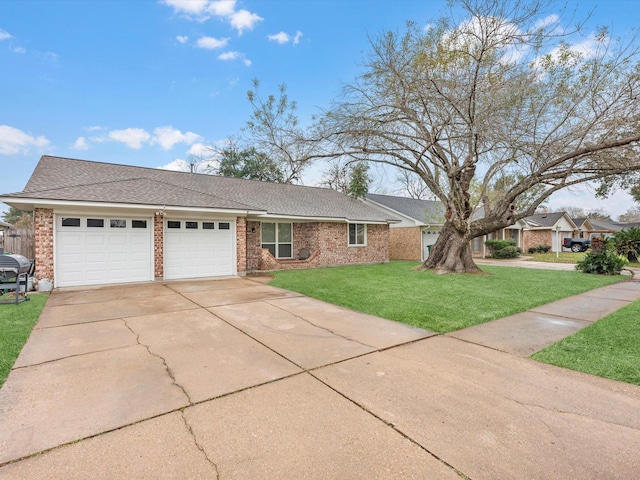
[0,254,32,304]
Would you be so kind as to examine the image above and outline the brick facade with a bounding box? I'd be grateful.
[153,214,164,278]
[246,221,389,271]
[34,208,54,282]
[389,227,422,261]
[235,216,247,274]
[523,230,552,253]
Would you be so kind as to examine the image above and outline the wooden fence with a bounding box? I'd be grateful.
[1,228,35,259]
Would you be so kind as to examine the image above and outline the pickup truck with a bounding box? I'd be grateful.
[562,237,590,252]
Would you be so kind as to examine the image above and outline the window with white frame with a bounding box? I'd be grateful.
[261,222,293,258]
[348,223,366,246]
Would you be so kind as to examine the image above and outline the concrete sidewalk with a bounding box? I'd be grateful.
[1,275,640,479]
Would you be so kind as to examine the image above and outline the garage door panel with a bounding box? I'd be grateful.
[56,216,152,287]
[164,219,234,280]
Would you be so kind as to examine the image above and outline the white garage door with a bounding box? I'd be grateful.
[56,216,153,287]
[164,219,235,280]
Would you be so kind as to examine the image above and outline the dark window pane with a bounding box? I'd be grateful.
[167,221,181,229]
[61,218,81,227]
[87,218,104,228]
[132,220,147,228]
[278,223,292,242]
[203,222,215,230]
[186,221,198,229]
[110,219,126,228]
[219,222,230,230]
[278,243,292,258]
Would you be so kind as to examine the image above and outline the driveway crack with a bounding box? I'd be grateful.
[181,410,220,479]
[121,319,193,404]
[264,300,377,349]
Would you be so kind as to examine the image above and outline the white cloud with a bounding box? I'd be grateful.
[84,125,105,132]
[293,31,303,45]
[207,0,236,16]
[0,125,50,155]
[217,50,250,65]
[72,137,89,150]
[0,29,11,41]
[534,14,560,31]
[162,0,209,16]
[268,32,289,44]
[158,158,191,171]
[229,9,263,35]
[152,126,202,150]
[187,142,209,156]
[196,36,229,49]
[176,35,189,44]
[12,47,26,54]
[108,128,151,149]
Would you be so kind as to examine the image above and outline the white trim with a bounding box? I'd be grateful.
[249,213,390,224]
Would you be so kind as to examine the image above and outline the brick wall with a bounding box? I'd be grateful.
[389,227,422,261]
[247,221,389,271]
[523,230,552,253]
[236,216,247,274]
[153,214,164,278]
[34,208,54,282]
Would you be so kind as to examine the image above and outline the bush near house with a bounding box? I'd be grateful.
[485,240,521,259]
[528,244,552,254]
[576,241,627,275]
[612,227,640,263]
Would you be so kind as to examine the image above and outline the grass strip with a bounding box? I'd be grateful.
[0,293,48,387]
[532,300,640,386]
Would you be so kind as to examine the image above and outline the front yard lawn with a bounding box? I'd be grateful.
[532,300,640,386]
[527,251,585,263]
[269,261,623,333]
[0,293,48,388]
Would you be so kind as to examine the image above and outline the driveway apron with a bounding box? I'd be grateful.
[1,276,640,479]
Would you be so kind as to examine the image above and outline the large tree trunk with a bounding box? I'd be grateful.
[420,222,483,274]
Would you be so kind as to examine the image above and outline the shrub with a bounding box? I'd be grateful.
[485,240,515,257]
[612,227,640,262]
[576,250,627,275]
[528,244,551,254]
[492,245,521,259]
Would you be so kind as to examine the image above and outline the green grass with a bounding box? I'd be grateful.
[532,300,640,386]
[0,293,48,388]
[526,251,586,263]
[269,261,623,333]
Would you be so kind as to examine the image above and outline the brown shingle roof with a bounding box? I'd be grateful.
[3,156,394,223]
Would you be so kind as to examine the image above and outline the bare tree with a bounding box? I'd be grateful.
[320,0,640,273]
[619,206,640,223]
[245,79,321,184]
[394,169,435,199]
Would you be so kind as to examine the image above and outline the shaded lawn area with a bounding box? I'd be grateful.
[532,300,640,386]
[0,293,48,388]
[269,261,623,333]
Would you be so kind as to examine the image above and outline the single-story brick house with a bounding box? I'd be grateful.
[522,212,581,253]
[0,156,399,288]
[365,193,445,261]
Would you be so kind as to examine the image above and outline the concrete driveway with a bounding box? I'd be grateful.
[1,277,639,479]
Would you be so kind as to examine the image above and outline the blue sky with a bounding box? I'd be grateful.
[1,0,639,219]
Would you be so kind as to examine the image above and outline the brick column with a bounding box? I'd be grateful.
[236,216,247,274]
[154,214,164,279]
[34,208,54,282]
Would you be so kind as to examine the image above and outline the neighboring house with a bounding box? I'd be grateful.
[365,193,445,261]
[522,212,580,252]
[0,220,11,252]
[588,218,635,237]
[571,218,595,238]
[366,194,527,259]
[0,156,399,288]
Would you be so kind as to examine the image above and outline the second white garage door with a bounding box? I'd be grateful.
[164,219,235,280]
